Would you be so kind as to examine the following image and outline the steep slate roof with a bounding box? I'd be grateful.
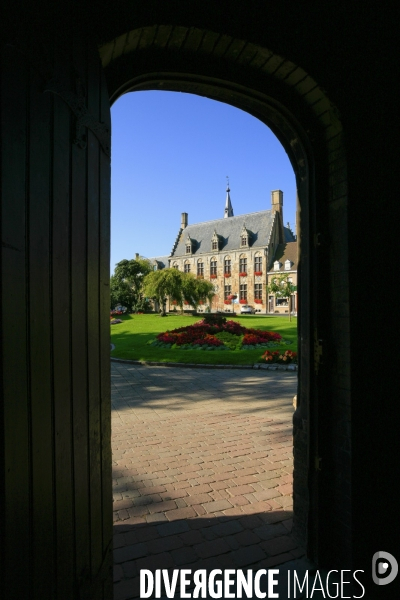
[149,255,170,269]
[268,241,298,271]
[171,210,293,257]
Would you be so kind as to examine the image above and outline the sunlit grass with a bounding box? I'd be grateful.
[111,313,297,365]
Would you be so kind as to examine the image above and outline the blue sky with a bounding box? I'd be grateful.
[110,91,296,272]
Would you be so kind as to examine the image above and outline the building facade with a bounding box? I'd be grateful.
[266,241,298,314]
[151,186,297,313]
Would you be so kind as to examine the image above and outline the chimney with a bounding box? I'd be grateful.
[181,212,188,229]
[271,190,284,243]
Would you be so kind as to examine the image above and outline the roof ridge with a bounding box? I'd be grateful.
[183,209,272,228]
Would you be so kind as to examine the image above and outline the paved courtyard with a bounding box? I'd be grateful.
[111,363,302,599]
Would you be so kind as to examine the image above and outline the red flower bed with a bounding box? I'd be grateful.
[254,271,262,276]
[192,335,223,347]
[155,319,283,351]
[239,272,247,277]
[254,299,262,304]
[239,299,247,304]
[224,273,231,277]
[210,274,217,279]
[224,300,231,304]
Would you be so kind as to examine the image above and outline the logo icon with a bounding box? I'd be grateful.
[372,552,398,585]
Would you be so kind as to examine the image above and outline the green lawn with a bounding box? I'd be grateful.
[110,313,298,365]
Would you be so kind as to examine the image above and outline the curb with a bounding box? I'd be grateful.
[110,357,298,371]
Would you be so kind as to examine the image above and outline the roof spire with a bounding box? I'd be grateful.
[224,176,234,218]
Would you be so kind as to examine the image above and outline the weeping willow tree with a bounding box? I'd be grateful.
[181,274,215,312]
[143,269,215,316]
[142,268,183,316]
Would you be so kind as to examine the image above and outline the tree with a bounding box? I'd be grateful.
[142,268,184,316]
[110,257,152,312]
[181,274,215,312]
[266,273,296,321]
[142,269,216,315]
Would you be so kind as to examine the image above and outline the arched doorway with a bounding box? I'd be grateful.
[101,24,349,568]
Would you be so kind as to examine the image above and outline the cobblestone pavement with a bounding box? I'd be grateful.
[112,363,302,599]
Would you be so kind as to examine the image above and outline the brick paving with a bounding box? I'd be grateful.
[112,363,303,599]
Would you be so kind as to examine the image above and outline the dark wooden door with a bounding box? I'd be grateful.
[1,15,112,600]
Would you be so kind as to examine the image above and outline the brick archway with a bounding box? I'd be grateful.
[101,25,350,567]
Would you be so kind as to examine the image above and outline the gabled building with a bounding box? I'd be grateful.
[167,186,296,312]
[266,241,298,314]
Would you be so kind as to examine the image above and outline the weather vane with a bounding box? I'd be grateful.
[226,175,230,189]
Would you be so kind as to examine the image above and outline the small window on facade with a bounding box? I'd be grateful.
[224,257,231,274]
[197,261,204,276]
[241,236,247,247]
[239,284,247,301]
[254,284,262,300]
[173,262,179,270]
[184,262,190,273]
[210,259,217,275]
[276,297,289,306]
[212,240,218,251]
[186,244,191,254]
[285,259,292,270]
[239,257,247,273]
[224,285,232,300]
[274,261,281,271]
[254,255,262,272]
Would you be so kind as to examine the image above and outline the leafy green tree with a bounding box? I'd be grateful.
[266,273,296,321]
[142,268,184,316]
[181,274,215,312]
[110,257,152,312]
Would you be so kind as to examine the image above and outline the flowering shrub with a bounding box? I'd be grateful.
[254,271,263,276]
[262,349,297,363]
[263,350,280,362]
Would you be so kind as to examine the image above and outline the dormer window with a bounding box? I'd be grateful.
[185,235,192,254]
[285,259,292,270]
[240,223,250,247]
[274,261,281,271]
[211,231,220,252]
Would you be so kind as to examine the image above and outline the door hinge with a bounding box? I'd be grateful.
[314,328,323,373]
[314,232,322,247]
[315,455,322,471]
